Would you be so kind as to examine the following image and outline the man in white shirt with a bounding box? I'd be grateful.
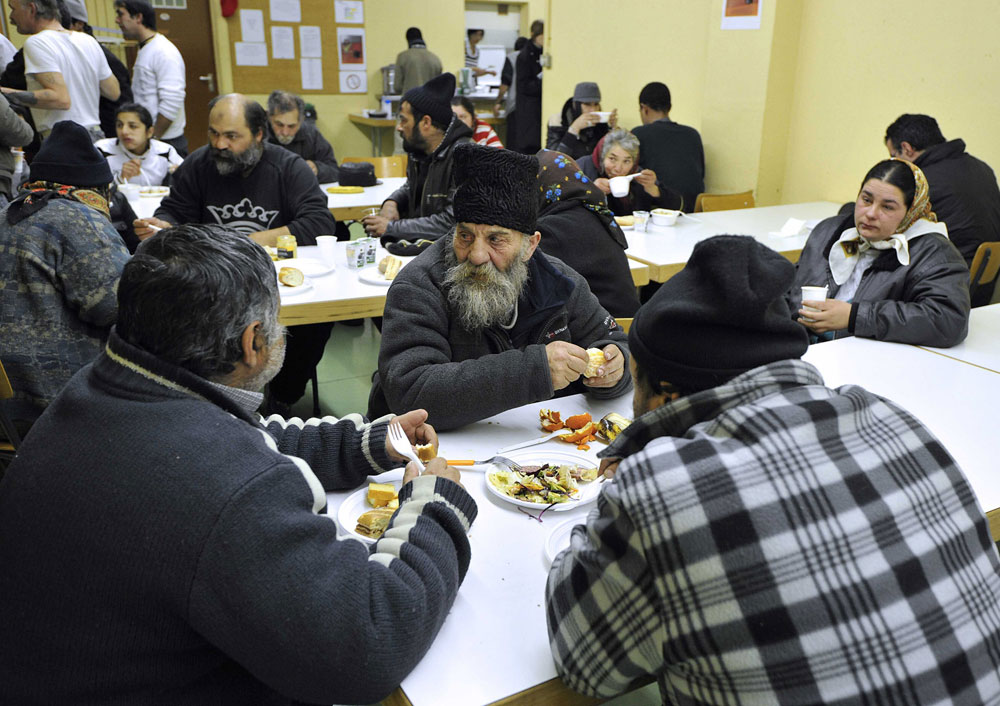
[2,0,119,141]
[114,0,187,156]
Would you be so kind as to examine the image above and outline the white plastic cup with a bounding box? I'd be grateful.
[316,236,338,267]
[800,285,828,321]
[609,176,630,198]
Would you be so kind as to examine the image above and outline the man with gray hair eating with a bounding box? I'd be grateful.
[369,143,631,430]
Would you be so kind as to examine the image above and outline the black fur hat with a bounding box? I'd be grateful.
[452,143,539,234]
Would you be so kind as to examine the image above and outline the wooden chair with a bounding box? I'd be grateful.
[615,318,633,333]
[0,359,21,461]
[693,190,755,212]
[341,155,407,178]
[969,241,1000,307]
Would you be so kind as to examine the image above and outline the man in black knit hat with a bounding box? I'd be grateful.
[363,72,472,242]
[368,143,631,430]
[0,119,129,431]
[545,235,1000,705]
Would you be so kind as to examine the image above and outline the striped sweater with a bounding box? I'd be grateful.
[0,329,477,705]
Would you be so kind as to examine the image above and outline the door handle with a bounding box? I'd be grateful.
[198,72,216,93]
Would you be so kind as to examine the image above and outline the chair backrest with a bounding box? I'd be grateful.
[341,155,407,178]
[969,241,1000,306]
[615,318,633,333]
[693,190,756,213]
[0,358,21,454]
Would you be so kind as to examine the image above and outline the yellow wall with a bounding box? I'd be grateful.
[781,0,1000,205]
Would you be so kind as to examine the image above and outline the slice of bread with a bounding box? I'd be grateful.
[416,443,437,462]
[277,266,304,287]
[355,507,396,538]
[383,256,403,280]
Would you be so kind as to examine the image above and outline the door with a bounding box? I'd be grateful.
[149,1,217,150]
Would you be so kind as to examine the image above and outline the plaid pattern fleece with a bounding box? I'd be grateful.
[546,359,1000,705]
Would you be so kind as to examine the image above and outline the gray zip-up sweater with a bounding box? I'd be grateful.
[370,237,631,430]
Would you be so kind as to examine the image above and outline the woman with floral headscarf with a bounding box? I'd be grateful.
[534,149,639,317]
[790,158,969,346]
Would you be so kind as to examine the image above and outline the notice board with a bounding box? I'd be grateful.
[228,0,367,95]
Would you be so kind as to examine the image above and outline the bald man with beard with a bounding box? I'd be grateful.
[368,143,631,430]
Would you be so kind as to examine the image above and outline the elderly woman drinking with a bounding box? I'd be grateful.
[790,158,970,347]
[577,128,682,215]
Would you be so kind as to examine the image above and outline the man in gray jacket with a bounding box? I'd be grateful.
[368,144,631,430]
[362,72,471,242]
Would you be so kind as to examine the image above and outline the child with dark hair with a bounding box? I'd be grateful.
[95,102,183,186]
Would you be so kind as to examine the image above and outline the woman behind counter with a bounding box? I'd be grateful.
[577,128,682,216]
[790,158,970,347]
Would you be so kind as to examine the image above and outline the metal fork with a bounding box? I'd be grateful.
[446,455,523,473]
[387,422,425,472]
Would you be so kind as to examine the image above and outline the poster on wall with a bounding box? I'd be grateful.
[334,0,364,24]
[721,0,762,30]
[336,27,366,70]
[271,26,294,59]
[339,70,367,93]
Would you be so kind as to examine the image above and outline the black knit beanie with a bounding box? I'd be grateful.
[31,120,113,187]
[402,72,456,128]
[453,143,539,234]
[629,235,808,392]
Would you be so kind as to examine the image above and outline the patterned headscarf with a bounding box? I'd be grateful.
[894,158,936,233]
[828,160,946,285]
[6,180,111,225]
[536,149,619,232]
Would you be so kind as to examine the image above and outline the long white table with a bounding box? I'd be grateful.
[625,201,841,281]
[125,177,407,222]
[328,393,628,706]
[277,245,649,326]
[919,303,1000,373]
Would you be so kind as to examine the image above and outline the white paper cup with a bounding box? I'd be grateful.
[800,285,828,321]
[316,236,338,267]
[609,176,630,198]
[593,111,612,123]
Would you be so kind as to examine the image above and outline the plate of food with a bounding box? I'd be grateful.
[337,472,404,544]
[484,449,601,512]
[358,255,405,286]
[273,257,334,278]
[139,186,169,197]
[276,266,313,296]
[545,518,583,566]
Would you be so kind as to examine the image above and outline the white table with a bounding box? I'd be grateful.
[278,245,649,327]
[327,393,629,706]
[125,178,407,223]
[625,201,841,281]
[919,303,1000,374]
[802,336,1000,537]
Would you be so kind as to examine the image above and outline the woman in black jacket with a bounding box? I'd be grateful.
[534,149,639,317]
[790,158,969,347]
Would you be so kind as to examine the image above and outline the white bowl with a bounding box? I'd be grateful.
[650,209,679,227]
[592,111,612,123]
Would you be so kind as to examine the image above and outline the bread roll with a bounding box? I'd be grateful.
[277,266,304,287]
[383,256,403,280]
[583,348,605,377]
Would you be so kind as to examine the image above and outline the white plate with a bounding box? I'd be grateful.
[277,278,314,297]
[358,267,397,287]
[337,470,404,544]
[273,258,335,278]
[484,449,600,512]
[545,518,583,566]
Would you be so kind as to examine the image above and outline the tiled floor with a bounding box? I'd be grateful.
[286,317,381,420]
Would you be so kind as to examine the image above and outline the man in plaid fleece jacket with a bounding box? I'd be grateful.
[546,235,1000,704]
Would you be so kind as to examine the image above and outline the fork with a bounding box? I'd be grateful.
[387,422,425,472]
[446,455,523,473]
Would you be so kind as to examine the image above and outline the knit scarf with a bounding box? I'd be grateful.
[828,160,945,285]
[6,180,111,225]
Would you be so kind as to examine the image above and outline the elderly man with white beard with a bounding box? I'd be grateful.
[368,143,631,431]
